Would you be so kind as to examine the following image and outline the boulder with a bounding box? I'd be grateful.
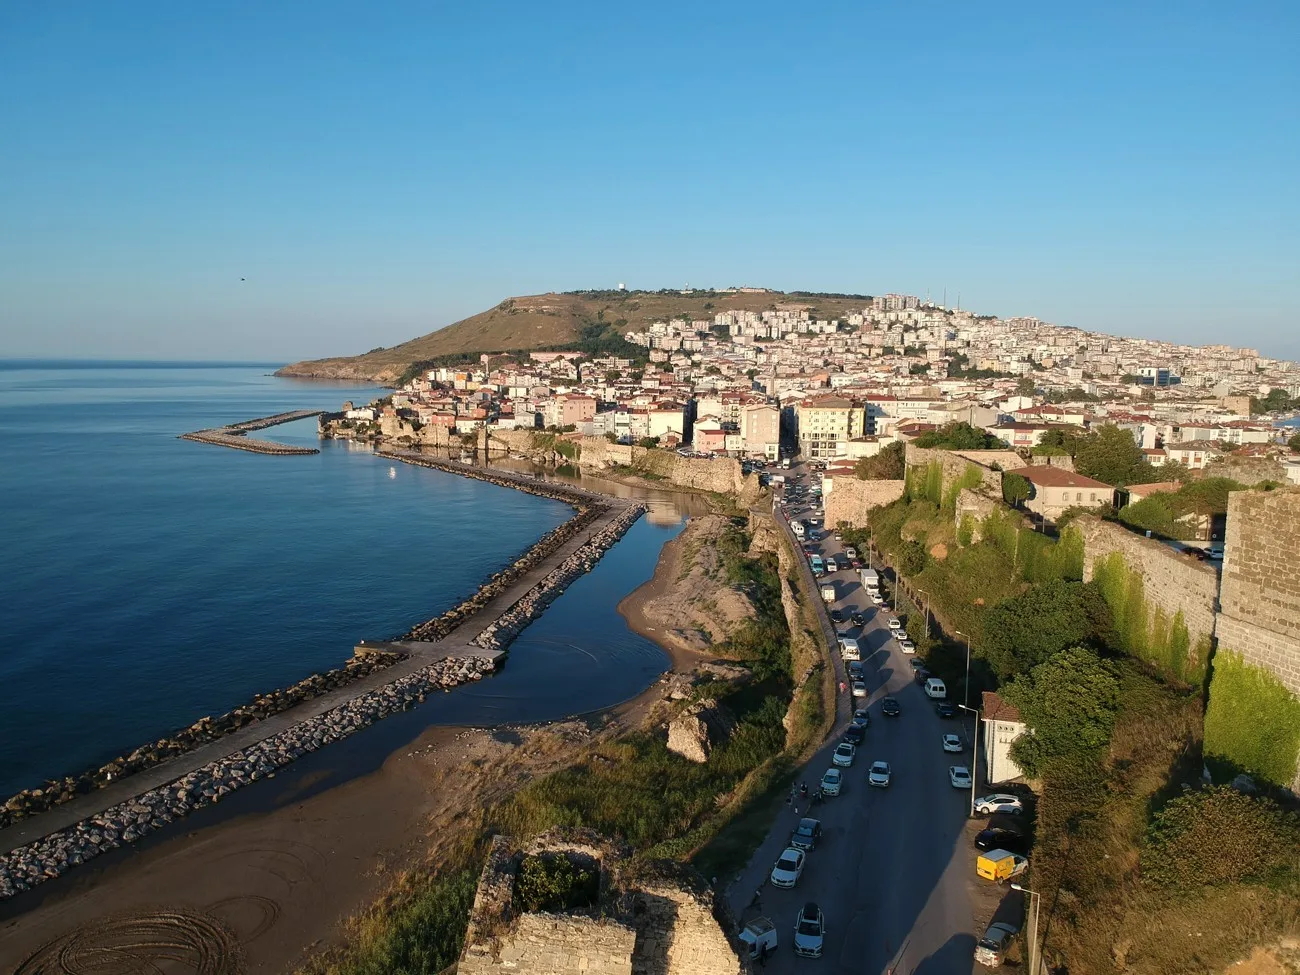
[666,699,737,764]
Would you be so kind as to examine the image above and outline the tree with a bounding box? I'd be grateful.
[897,539,928,576]
[1003,646,1121,778]
[638,436,660,449]
[913,422,1005,450]
[1015,376,1036,396]
[1001,471,1030,508]
[1073,424,1153,486]
[980,581,1112,679]
[1288,432,1300,453]
[855,441,905,481]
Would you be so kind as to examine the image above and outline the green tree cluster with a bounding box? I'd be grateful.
[980,581,1112,679]
[1118,476,1244,539]
[854,441,905,480]
[912,421,1006,451]
[515,854,598,913]
[1003,646,1121,778]
[1249,388,1300,415]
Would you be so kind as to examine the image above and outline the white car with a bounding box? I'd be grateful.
[887,617,902,631]
[821,767,843,796]
[851,679,868,698]
[869,591,884,605]
[942,734,963,753]
[770,847,807,888]
[975,794,1025,816]
[793,901,826,958]
[844,546,858,559]
[833,741,856,767]
[868,761,892,788]
[897,638,915,654]
[949,765,973,789]
[825,558,838,573]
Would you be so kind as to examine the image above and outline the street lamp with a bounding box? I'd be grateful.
[953,629,972,709]
[915,588,930,640]
[1010,883,1042,975]
[956,703,980,818]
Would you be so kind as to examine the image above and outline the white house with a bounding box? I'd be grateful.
[981,691,1026,785]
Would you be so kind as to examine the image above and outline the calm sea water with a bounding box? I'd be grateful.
[0,362,678,798]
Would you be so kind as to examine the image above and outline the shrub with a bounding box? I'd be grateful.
[1004,647,1121,778]
[1143,787,1300,890]
[1204,650,1300,787]
[515,854,598,913]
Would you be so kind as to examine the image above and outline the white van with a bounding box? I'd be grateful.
[791,521,805,538]
[924,677,947,700]
[838,636,860,660]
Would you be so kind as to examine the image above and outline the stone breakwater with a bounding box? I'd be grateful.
[0,646,405,832]
[474,503,647,653]
[179,409,325,455]
[0,654,496,901]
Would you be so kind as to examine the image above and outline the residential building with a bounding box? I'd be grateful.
[1010,466,1113,522]
[982,692,1026,785]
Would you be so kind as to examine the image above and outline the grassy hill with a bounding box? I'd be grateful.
[275,288,875,384]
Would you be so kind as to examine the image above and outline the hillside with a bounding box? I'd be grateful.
[274,288,875,383]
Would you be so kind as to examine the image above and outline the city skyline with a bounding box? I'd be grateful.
[2,2,1297,362]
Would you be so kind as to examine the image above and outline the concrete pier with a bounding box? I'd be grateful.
[179,409,325,454]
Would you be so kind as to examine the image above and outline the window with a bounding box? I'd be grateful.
[1076,492,1083,502]
[1089,493,1096,502]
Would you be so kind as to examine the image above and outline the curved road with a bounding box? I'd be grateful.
[731,464,978,974]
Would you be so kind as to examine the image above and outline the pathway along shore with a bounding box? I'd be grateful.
[0,441,645,900]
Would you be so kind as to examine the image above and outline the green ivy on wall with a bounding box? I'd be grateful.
[1091,552,1205,683]
[1204,650,1300,787]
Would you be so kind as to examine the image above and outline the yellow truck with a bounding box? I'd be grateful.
[976,850,1029,883]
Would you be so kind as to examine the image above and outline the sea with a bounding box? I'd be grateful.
[0,361,681,799]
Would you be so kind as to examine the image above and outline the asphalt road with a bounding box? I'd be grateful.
[731,464,978,974]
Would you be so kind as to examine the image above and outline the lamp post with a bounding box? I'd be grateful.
[915,588,930,640]
[1010,883,1042,975]
[956,703,980,818]
[954,629,972,710]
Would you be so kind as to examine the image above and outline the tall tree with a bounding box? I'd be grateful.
[1073,424,1153,486]
[980,581,1111,679]
[855,441,906,480]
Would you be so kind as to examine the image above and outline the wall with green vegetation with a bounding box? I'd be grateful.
[1204,650,1300,788]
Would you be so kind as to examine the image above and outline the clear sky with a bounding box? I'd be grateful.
[2,1,1297,362]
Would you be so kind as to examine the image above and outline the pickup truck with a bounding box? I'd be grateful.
[739,916,778,961]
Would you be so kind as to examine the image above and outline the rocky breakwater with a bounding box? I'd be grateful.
[473,502,647,653]
[0,646,405,831]
[179,409,325,455]
[0,654,496,900]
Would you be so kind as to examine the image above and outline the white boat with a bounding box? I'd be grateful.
[388,466,397,478]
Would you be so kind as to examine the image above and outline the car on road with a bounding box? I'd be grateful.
[850,558,862,569]
[824,558,838,573]
[975,827,1029,854]
[843,722,865,745]
[844,546,857,559]
[868,761,892,787]
[897,638,916,654]
[909,658,926,670]
[770,847,807,888]
[935,702,956,719]
[851,611,865,626]
[793,902,826,958]
[924,677,948,699]
[881,696,901,717]
[820,767,843,796]
[833,741,856,767]
[869,590,884,605]
[976,849,1029,883]
[949,765,973,789]
[942,733,963,753]
[913,667,932,685]
[847,660,864,679]
[853,708,871,726]
[739,916,779,962]
[851,679,868,698]
[791,817,823,851]
[887,617,902,631]
[975,794,1026,816]
[830,609,845,623]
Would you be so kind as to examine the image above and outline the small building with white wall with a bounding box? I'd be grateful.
[982,691,1027,785]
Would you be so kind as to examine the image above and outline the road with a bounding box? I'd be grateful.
[732,463,979,974]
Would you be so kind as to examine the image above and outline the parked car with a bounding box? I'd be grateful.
[793,902,825,958]
[935,702,956,719]
[974,920,1021,967]
[770,847,806,888]
[825,558,838,573]
[887,617,902,631]
[791,817,823,851]
[851,612,866,626]
[924,677,948,700]
[833,741,856,767]
[976,849,1029,883]
[739,916,779,963]
[830,609,845,623]
[869,590,884,605]
[942,733,963,753]
[853,708,871,726]
[949,765,973,789]
[820,768,843,796]
[974,828,1029,854]
[844,546,858,559]
[897,638,916,654]
[847,660,864,679]
[881,696,901,717]
[851,680,868,698]
[843,723,865,745]
[913,667,932,685]
[868,761,892,787]
[975,794,1025,816]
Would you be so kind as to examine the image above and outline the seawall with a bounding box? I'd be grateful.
[179,409,325,455]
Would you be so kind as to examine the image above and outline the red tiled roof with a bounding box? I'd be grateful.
[982,691,1022,723]
[1009,466,1113,489]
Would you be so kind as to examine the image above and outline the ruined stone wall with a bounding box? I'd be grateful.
[904,445,1005,495]
[632,882,745,975]
[954,488,1006,543]
[484,914,636,975]
[1215,489,1300,696]
[1078,517,1220,666]
[824,476,906,527]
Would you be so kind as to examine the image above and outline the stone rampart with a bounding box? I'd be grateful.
[954,488,1006,543]
[1078,517,1219,678]
[824,476,906,528]
[904,445,1006,496]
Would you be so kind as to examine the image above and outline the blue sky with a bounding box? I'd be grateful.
[2,1,1297,362]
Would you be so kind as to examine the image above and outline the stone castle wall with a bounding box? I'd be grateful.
[1077,517,1220,659]
[824,476,906,527]
[904,445,1006,496]
[954,488,1007,543]
[1215,489,1300,696]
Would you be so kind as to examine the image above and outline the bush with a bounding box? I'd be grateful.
[854,441,905,480]
[515,854,598,913]
[1204,650,1300,787]
[1004,647,1121,778]
[1143,787,1300,890]
[980,581,1112,679]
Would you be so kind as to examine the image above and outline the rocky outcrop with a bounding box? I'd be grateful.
[667,699,737,763]
[0,654,498,900]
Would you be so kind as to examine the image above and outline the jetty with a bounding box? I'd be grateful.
[179,409,324,454]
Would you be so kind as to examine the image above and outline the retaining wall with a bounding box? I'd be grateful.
[824,476,906,528]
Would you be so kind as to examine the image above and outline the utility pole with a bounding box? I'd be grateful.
[1011,883,1042,975]
[916,588,930,640]
[954,629,972,710]
[957,702,980,817]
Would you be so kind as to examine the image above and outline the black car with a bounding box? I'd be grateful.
[830,609,846,623]
[974,827,1029,853]
[847,661,864,679]
[852,708,871,726]
[908,658,926,671]
[935,702,956,719]
[851,612,866,626]
[913,667,932,685]
[843,723,865,745]
[791,817,823,851]
[881,696,901,717]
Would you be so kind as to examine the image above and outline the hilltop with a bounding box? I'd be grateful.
[274,288,874,383]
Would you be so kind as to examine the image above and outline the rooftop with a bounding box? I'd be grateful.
[1009,466,1113,489]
